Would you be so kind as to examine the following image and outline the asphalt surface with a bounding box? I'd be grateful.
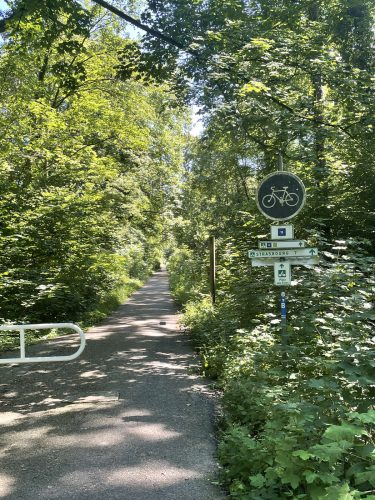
[0,270,224,499]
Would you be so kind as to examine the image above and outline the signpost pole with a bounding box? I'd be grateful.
[280,291,287,354]
[209,236,216,305]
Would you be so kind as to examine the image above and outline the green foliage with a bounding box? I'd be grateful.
[0,5,187,343]
[2,1,373,497]
[161,3,375,490]
[168,246,209,304]
[173,246,375,498]
[169,226,375,498]
[168,116,374,500]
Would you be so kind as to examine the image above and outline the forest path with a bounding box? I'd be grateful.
[0,270,224,499]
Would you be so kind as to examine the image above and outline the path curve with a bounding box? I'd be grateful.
[0,270,224,499]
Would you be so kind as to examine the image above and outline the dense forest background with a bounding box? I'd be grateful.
[0,0,374,498]
[0,1,188,329]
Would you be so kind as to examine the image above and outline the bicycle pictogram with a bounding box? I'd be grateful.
[261,186,299,209]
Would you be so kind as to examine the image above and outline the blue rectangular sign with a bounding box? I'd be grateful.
[281,296,287,320]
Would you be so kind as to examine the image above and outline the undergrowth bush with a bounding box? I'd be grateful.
[0,241,152,351]
[168,246,209,304]
[169,240,375,499]
[0,276,143,352]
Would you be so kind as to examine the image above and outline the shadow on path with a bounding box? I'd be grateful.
[0,271,224,499]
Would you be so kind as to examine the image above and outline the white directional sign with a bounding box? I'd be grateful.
[271,225,294,240]
[274,262,291,285]
[251,257,319,267]
[259,240,306,249]
[248,248,318,259]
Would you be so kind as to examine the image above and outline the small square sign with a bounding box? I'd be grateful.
[271,225,294,240]
[274,262,291,285]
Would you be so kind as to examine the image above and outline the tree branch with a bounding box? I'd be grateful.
[73,134,117,155]
[91,0,186,51]
[0,0,360,145]
[265,93,357,140]
[112,185,131,197]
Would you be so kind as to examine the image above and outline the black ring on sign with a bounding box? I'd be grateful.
[256,171,306,221]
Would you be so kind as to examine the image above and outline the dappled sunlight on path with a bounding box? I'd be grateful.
[0,271,224,499]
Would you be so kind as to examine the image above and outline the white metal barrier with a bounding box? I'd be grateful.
[0,323,86,364]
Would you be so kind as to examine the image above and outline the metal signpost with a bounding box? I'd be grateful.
[249,167,318,351]
[280,292,287,351]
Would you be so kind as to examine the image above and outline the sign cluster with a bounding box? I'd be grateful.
[249,171,318,286]
[248,224,319,285]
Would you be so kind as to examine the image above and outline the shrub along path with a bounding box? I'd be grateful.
[0,270,224,499]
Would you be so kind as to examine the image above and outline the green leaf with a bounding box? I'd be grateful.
[348,410,375,425]
[281,472,300,489]
[304,471,319,484]
[323,423,366,442]
[309,441,352,462]
[321,482,357,499]
[249,473,266,488]
[240,81,269,95]
[354,465,375,487]
[293,450,313,460]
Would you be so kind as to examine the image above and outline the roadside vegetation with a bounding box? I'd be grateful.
[0,1,373,497]
[169,228,374,498]
[0,3,187,350]
[163,0,374,496]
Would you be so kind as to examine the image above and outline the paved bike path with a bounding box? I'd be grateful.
[0,271,224,499]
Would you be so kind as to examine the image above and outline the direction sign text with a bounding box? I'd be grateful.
[249,248,318,258]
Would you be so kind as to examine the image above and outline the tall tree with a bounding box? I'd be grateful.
[0,4,187,323]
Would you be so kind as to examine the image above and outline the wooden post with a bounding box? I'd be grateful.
[209,236,216,304]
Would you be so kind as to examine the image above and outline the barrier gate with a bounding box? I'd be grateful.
[0,323,86,364]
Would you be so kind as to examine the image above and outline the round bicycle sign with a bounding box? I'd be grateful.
[256,171,306,221]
